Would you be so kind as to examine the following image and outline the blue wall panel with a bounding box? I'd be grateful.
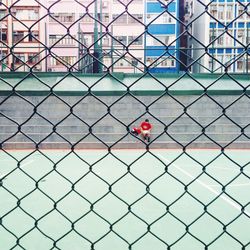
[146,46,177,56]
[148,24,176,35]
[147,2,176,13]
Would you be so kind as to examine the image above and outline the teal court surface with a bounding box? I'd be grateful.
[0,148,250,250]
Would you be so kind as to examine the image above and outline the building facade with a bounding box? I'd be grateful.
[186,0,250,73]
[0,0,184,73]
[47,0,181,73]
[0,0,46,72]
[47,0,145,73]
[145,0,180,73]
[2,0,249,74]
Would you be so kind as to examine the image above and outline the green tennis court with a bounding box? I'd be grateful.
[0,148,249,250]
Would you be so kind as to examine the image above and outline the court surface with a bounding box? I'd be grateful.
[0,148,250,250]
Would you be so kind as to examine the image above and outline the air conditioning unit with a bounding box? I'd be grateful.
[102,1,108,8]
[35,65,41,69]
[160,0,169,8]
[34,65,41,71]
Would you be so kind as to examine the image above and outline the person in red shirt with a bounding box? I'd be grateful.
[140,119,152,142]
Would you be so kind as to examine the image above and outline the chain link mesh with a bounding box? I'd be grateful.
[0,0,250,249]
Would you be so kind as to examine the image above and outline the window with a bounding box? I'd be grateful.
[82,34,93,46]
[216,55,223,71]
[49,35,60,44]
[247,34,250,45]
[226,4,233,20]
[1,30,7,41]
[218,5,225,20]
[63,36,75,45]
[128,14,143,24]
[14,8,39,20]
[113,57,131,67]
[160,58,175,67]
[113,36,126,45]
[224,55,233,72]
[50,13,75,23]
[217,30,224,46]
[237,4,245,18]
[0,10,7,19]
[14,53,25,64]
[49,35,76,45]
[247,57,250,72]
[112,14,127,24]
[237,29,245,44]
[128,36,143,45]
[0,52,7,64]
[225,30,233,46]
[146,57,175,68]
[209,29,216,43]
[147,35,175,46]
[61,56,76,65]
[28,31,39,42]
[102,13,110,23]
[50,56,76,66]
[162,13,174,23]
[209,57,213,71]
[28,54,40,64]
[102,35,109,46]
[146,14,157,24]
[237,57,244,71]
[210,4,217,19]
[147,13,175,24]
[81,13,94,23]
[13,31,24,42]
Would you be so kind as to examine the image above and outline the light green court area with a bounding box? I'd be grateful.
[0,149,250,250]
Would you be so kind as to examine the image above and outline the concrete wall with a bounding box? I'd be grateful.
[0,94,249,148]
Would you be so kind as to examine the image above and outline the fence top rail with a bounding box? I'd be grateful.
[0,72,249,96]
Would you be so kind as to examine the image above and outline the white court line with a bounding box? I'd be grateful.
[0,160,34,179]
[157,153,250,217]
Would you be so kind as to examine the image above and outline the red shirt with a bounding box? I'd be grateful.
[140,121,152,131]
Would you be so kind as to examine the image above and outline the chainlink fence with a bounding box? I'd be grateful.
[0,0,250,249]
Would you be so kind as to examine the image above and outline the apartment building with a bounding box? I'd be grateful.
[0,1,8,71]
[0,0,183,73]
[46,0,145,73]
[108,0,145,73]
[186,0,250,73]
[46,0,81,72]
[0,0,45,72]
[145,0,180,73]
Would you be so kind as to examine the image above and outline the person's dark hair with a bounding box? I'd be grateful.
[145,119,149,122]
